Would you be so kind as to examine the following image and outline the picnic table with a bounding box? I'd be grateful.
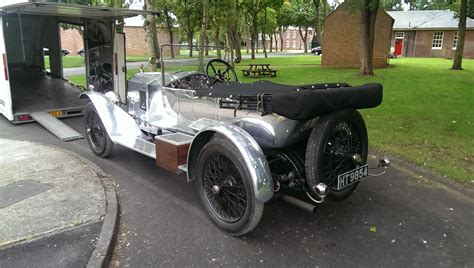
[242,64,277,78]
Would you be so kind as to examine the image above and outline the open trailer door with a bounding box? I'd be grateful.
[0,16,13,121]
[113,32,127,105]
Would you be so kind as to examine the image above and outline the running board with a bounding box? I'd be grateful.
[30,112,84,142]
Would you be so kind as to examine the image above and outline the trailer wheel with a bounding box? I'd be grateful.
[195,136,263,236]
[305,109,368,201]
[84,103,113,158]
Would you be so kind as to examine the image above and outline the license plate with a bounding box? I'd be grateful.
[336,164,369,190]
[49,110,62,117]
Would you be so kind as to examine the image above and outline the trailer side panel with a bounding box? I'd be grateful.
[0,16,13,121]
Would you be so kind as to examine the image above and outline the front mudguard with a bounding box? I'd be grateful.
[187,124,273,203]
[80,91,143,143]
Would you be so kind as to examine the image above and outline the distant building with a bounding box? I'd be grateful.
[61,26,179,57]
[322,1,394,68]
[387,10,474,58]
[281,27,315,50]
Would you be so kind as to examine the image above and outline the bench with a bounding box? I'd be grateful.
[261,69,277,77]
[242,69,262,78]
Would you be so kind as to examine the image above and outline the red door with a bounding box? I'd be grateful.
[394,38,403,56]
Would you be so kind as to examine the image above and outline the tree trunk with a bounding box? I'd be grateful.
[359,0,379,76]
[197,0,208,72]
[167,27,175,58]
[188,36,194,57]
[298,27,308,53]
[312,0,322,47]
[261,32,267,58]
[251,0,259,60]
[273,32,278,51]
[280,28,284,51]
[215,28,221,59]
[205,35,209,56]
[452,0,467,70]
[247,37,250,54]
[164,5,175,58]
[269,33,273,52]
[144,0,160,71]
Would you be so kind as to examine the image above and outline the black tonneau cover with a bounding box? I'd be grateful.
[271,83,383,120]
[201,80,383,120]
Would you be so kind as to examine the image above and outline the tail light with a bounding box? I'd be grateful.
[18,114,32,121]
[2,53,8,81]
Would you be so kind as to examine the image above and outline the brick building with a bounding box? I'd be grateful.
[321,1,394,68]
[387,10,474,58]
[60,26,179,57]
[281,27,315,50]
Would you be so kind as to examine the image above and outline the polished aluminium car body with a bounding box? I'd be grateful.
[82,45,388,235]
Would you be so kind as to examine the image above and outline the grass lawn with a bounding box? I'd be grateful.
[45,55,149,69]
[68,55,474,183]
[45,56,85,69]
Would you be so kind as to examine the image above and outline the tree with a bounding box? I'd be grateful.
[197,0,209,71]
[381,0,404,10]
[242,0,261,59]
[358,0,380,76]
[312,0,322,46]
[258,7,277,57]
[277,1,293,51]
[175,0,202,57]
[291,0,316,53]
[155,0,176,58]
[144,0,160,71]
[452,0,474,69]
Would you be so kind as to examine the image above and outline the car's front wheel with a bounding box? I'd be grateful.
[195,137,263,236]
[84,103,113,158]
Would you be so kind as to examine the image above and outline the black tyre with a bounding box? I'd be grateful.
[305,109,368,201]
[84,103,114,158]
[195,137,263,236]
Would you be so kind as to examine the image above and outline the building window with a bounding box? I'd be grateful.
[453,32,458,50]
[395,32,404,39]
[292,31,296,38]
[286,41,289,48]
[286,31,290,38]
[292,40,296,48]
[432,32,444,49]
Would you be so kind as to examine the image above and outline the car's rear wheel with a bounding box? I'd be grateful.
[195,137,263,236]
[84,103,113,158]
[305,109,368,201]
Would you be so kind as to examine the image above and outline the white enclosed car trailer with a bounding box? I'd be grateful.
[0,1,150,140]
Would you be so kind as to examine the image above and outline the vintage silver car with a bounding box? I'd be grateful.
[82,50,389,236]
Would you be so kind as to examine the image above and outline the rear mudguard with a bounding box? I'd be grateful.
[187,124,273,203]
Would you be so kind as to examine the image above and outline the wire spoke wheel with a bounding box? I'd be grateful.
[84,103,113,158]
[203,153,248,223]
[195,136,263,236]
[323,121,363,190]
[86,111,106,151]
[305,109,368,201]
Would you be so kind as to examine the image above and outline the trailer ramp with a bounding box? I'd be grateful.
[30,112,84,141]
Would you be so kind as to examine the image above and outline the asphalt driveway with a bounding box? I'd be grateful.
[1,116,473,267]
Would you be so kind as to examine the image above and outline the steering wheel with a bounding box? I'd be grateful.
[205,59,238,85]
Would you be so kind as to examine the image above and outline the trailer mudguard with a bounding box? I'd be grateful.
[187,124,273,203]
[80,91,143,142]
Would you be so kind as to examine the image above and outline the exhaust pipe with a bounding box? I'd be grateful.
[275,194,316,214]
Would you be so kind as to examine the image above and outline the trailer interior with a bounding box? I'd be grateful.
[3,13,88,123]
